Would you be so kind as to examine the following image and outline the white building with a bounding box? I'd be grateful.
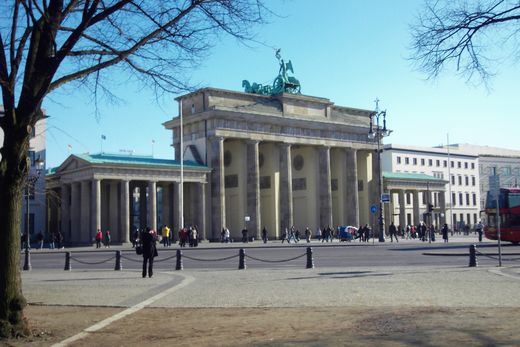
[434,144,520,210]
[382,144,480,230]
[0,106,47,239]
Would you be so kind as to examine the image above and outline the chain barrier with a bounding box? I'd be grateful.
[182,253,238,262]
[476,250,520,262]
[70,255,115,265]
[245,252,306,263]
[120,255,143,263]
[154,254,178,263]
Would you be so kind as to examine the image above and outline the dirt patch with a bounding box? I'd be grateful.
[3,305,520,346]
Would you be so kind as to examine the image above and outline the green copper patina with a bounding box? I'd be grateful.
[242,49,301,95]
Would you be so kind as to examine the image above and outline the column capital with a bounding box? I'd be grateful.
[209,136,225,144]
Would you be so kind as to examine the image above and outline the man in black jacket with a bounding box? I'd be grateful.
[141,227,158,278]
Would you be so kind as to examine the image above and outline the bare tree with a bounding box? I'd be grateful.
[410,0,520,84]
[0,0,268,338]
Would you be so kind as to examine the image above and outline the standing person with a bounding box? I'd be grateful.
[281,228,288,244]
[161,225,170,247]
[95,229,103,248]
[104,230,111,248]
[36,230,44,249]
[132,228,139,248]
[262,227,268,243]
[141,227,158,278]
[224,227,230,243]
[48,232,55,249]
[316,227,322,241]
[364,225,371,242]
[192,226,198,247]
[475,221,483,242]
[56,231,64,249]
[429,225,436,242]
[442,223,449,243]
[304,227,311,243]
[241,228,248,243]
[389,222,399,243]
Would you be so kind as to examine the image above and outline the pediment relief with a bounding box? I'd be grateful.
[55,155,90,174]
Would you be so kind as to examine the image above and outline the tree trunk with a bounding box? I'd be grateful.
[0,108,31,338]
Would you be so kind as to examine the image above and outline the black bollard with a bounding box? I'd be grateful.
[115,250,122,271]
[469,244,477,267]
[176,249,183,270]
[238,248,246,270]
[306,247,314,269]
[64,251,71,271]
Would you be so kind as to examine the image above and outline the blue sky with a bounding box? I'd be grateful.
[43,0,520,168]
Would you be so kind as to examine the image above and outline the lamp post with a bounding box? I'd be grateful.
[23,156,44,271]
[368,103,392,242]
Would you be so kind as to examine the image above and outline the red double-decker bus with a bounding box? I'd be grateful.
[484,188,520,244]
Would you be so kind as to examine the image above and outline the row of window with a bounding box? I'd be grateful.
[451,175,476,187]
[403,192,477,207]
[396,156,475,170]
[453,213,479,227]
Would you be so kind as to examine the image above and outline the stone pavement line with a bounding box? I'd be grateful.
[51,272,195,347]
[489,267,520,280]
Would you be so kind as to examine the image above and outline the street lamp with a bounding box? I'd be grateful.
[23,156,44,271]
[368,105,392,242]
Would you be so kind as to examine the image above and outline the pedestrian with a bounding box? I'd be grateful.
[192,226,198,247]
[442,223,449,243]
[95,229,102,248]
[141,227,158,278]
[56,231,64,249]
[241,228,248,243]
[364,225,371,242]
[262,227,268,243]
[162,225,171,247]
[475,221,483,242]
[281,228,288,244]
[316,227,322,241]
[132,228,139,248]
[48,232,55,249]
[104,230,111,248]
[36,230,44,249]
[304,227,311,243]
[389,222,399,243]
[429,225,436,242]
[224,227,230,243]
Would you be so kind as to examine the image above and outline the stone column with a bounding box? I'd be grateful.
[80,181,91,243]
[162,183,171,228]
[318,146,333,228]
[60,184,70,238]
[412,190,420,225]
[91,179,101,240]
[70,182,81,242]
[384,190,392,233]
[345,148,359,227]
[196,182,206,240]
[398,190,406,227]
[246,140,261,239]
[109,181,119,238]
[121,180,130,243]
[209,137,225,240]
[173,181,183,232]
[148,181,157,231]
[279,143,293,233]
[139,183,147,230]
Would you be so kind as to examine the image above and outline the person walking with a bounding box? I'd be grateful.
[389,222,399,243]
[95,229,103,248]
[36,230,44,249]
[104,230,111,248]
[442,223,449,243]
[281,228,288,244]
[262,227,268,243]
[48,232,55,249]
[241,228,249,243]
[304,227,311,243]
[141,227,158,278]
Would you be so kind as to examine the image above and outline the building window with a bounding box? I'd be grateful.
[293,155,304,171]
[466,193,470,205]
[460,213,464,224]
[406,193,411,205]
[452,193,456,206]
[474,214,478,224]
[458,161,461,168]
[224,174,238,188]
[428,159,433,166]
[436,159,440,167]
[471,163,475,170]
[453,214,457,225]
[260,176,271,189]
[472,193,476,206]
[405,157,409,165]
[472,176,476,186]
[467,213,471,225]
[421,158,425,166]
[464,162,468,169]
[458,176,462,185]
[465,176,469,186]
[292,177,306,191]
[443,160,447,167]
[413,158,417,165]
[451,175,455,185]
[459,193,463,205]
[397,156,401,164]
[504,167,512,176]
[451,161,454,168]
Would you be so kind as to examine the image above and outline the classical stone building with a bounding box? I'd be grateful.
[46,154,209,244]
[163,87,382,240]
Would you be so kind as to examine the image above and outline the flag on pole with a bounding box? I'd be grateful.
[67,144,72,152]
[101,135,106,140]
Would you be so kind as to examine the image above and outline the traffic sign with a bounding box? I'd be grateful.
[370,204,378,214]
[381,193,390,203]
